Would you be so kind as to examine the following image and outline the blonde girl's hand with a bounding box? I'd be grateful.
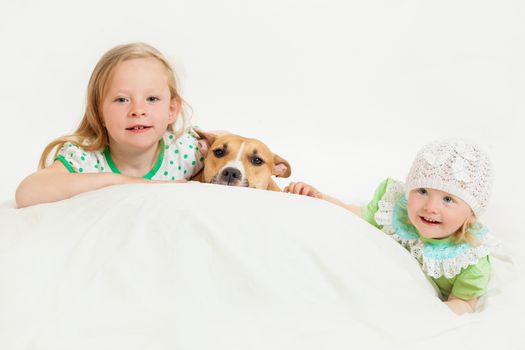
[131,178,187,185]
[284,182,322,198]
[172,179,187,184]
[153,179,188,184]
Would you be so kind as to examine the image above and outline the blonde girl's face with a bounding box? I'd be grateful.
[407,188,472,240]
[101,57,179,152]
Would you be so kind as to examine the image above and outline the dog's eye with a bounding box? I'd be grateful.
[251,156,264,166]
[213,149,225,158]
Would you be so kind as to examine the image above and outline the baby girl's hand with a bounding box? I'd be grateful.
[284,182,322,199]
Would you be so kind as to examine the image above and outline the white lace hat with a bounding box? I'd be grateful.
[405,138,493,217]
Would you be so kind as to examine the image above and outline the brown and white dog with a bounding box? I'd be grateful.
[193,131,291,191]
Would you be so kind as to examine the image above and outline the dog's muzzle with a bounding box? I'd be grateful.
[211,167,249,187]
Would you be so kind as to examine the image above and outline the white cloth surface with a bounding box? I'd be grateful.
[0,183,523,349]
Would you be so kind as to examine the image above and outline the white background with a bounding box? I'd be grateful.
[1,0,524,244]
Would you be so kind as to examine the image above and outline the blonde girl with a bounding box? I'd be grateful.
[16,42,204,208]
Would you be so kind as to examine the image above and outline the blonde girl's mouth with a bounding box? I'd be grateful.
[126,125,152,132]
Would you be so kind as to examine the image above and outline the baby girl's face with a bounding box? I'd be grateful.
[101,57,178,152]
[407,188,472,240]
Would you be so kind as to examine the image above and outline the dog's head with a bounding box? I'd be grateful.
[196,131,291,191]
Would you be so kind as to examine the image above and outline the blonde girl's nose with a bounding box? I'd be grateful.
[129,101,146,117]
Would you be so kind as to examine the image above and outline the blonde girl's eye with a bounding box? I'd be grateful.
[114,97,128,103]
[147,96,160,102]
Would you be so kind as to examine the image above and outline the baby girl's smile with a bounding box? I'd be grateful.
[419,216,441,224]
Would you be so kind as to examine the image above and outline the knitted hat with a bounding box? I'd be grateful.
[405,138,493,217]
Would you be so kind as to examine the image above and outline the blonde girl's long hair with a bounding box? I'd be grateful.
[38,42,189,168]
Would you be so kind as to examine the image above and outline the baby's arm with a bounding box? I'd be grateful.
[15,161,157,208]
[284,182,362,217]
[445,294,478,315]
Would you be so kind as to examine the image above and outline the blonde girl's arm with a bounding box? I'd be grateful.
[284,182,362,216]
[445,294,478,315]
[15,160,153,208]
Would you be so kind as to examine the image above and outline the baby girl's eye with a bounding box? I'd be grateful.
[417,188,427,195]
[114,97,128,103]
[443,196,454,204]
[147,96,160,102]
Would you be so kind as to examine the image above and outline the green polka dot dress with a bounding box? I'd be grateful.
[56,131,204,180]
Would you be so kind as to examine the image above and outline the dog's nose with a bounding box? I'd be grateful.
[220,167,242,184]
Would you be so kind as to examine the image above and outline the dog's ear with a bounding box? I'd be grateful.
[272,154,291,178]
[192,128,218,157]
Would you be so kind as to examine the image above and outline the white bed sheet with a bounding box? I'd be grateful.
[1,183,523,349]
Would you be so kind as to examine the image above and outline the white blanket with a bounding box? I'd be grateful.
[1,183,523,349]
